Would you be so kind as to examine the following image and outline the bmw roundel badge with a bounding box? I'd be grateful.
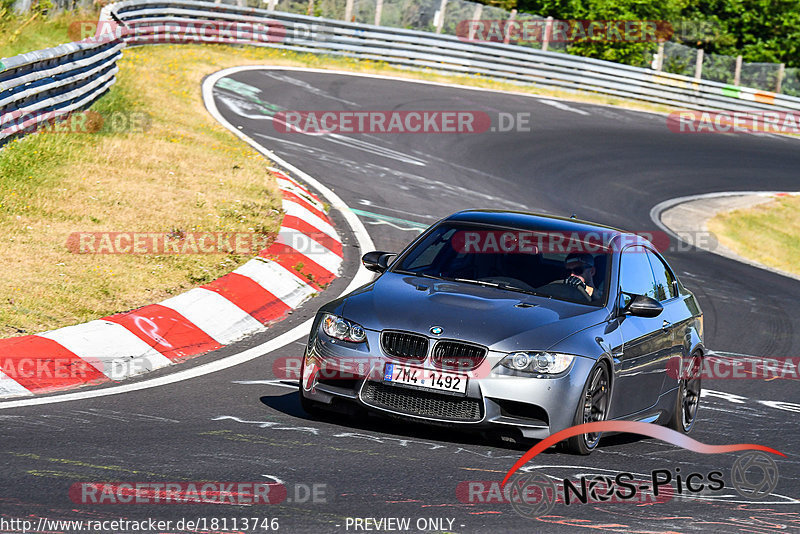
[430,326,443,336]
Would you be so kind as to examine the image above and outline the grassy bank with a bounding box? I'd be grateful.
[1,27,291,336]
[707,195,800,277]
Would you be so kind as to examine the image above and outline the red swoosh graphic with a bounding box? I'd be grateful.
[501,421,785,487]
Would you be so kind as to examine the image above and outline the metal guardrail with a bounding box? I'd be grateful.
[0,38,124,145]
[2,0,800,147]
[105,0,800,113]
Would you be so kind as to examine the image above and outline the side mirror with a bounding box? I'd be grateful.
[626,294,664,318]
[362,251,395,273]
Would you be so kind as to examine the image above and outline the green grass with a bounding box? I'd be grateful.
[707,196,800,276]
[0,38,287,337]
[0,8,95,58]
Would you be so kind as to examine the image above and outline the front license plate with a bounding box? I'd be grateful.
[383,363,468,394]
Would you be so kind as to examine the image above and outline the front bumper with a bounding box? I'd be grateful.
[301,330,595,439]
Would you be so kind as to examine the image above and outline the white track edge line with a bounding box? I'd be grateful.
[650,190,800,282]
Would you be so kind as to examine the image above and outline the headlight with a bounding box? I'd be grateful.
[499,352,574,374]
[321,313,367,343]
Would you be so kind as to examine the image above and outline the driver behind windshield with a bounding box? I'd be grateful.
[564,252,597,299]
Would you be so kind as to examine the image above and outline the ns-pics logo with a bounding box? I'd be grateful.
[468,421,783,518]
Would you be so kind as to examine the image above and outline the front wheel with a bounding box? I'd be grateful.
[564,362,610,455]
[668,352,702,433]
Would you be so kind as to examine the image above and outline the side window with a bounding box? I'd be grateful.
[647,250,677,301]
[619,246,657,307]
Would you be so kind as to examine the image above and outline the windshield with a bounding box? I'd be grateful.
[392,222,612,306]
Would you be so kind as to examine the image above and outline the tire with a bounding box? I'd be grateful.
[668,351,702,433]
[564,362,611,455]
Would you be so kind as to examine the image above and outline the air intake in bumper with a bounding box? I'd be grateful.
[361,381,482,422]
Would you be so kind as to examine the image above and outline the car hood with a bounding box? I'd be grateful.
[340,272,609,352]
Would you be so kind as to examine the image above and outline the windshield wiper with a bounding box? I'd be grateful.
[452,277,502,288]
[396,273,546,298]
[495,283,546,298]
[453,277,545,297]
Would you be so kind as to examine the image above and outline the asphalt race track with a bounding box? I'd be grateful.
[3,69,800,533]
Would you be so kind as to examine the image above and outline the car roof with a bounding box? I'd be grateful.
[443,210,650,250]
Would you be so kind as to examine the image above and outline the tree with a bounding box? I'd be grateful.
[505,0,799,68]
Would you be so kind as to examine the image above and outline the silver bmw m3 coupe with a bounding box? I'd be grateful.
[299,210,704,454]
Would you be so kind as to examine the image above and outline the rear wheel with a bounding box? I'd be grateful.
[564,362,610,455]
[668,352,702,433]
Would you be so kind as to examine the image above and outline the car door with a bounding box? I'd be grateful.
[608,245,672,418]
[646,249,687,393]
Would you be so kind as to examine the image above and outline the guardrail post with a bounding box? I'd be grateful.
[654,42,664,71]
[467,4,482,41]
[344,0,354,21]
[12,0,32,13]
[374,0,383,26]
[503,9,516,44]
[435,0,448,34]
[542,16,553,51]
[694,48,703,80]
[776,63,785,93]
[733,55,742,86]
